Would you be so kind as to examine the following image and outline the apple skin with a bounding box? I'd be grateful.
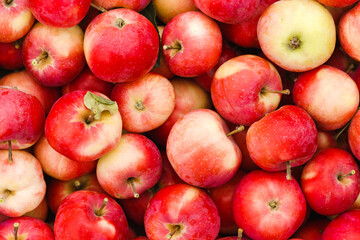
[0,0,35,43]
[22,23,85,87]
[319,0,358,8]
[0,41,23,70]
[34,134,97,181]
[193,0,259,24]
[293,216,330,240]
[97,133,162,199]
[152,0,198,24]
[293,65,359,131]
[144,183,220,240]
[46,172,104,214]
[257,0,336,72]
[0,216,54,239]
[84,8,159,83]
[167,109,241,188]
[23,198,48,221]
[110,72,175,133]
[301,148,360,216]
[147,77,212,147]
[29,0,91,28]
[0,70,61,114]
[91,0,151,12]
[0,150,46,217]
[233,170,307,240]
[211,54,283,126]
[321,209,360,239]
[247,105,318,171]
[162,11,222,77]
[45,90,122,162]
[54,190,128,240]
[0,87,45,150]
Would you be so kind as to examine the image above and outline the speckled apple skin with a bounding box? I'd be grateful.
[322,209,360,239]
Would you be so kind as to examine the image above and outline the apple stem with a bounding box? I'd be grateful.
[8,140,13,163]
[338,170,356,180]
[346,63,355,74]
[32,51,48,66]
[14,41,20,50]
[0,190,11,204]
[127,178,140,198]
[167,225,180,240]
[286,161,292,180]
[115,18,125,28]
[86,112,95,124]
[74,180,81,189]
[90,2,107,12]
[261,88,290,95]
[13,222,19,240]
[289,36,301,50]
[5,0,13,5]
[96,198,108,216]
[227,125,245,137]
[335,119,352,141]
[163,45,181,51]
[238,228,243,240]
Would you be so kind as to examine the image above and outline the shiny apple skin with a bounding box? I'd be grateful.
[348,109,360,160]
[92,0,150,12]
[321,209,360,239]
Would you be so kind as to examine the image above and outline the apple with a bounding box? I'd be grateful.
[325,47,357,76]
[301,148,360,216]
[0,0,35,43]
[110,72,175,133]
[0,41,23,70]
[45,90,122,162]
[257,0,336,72]
[321,209,360,239]
[54,190,128,240]
[22,23,85,87]
[91,0,151,12]
[0,87,45,150]
[167,109,242,188]
[0,150,46,217]
[0,216,54,239]
[233,170,307,240]
[79,5,100,32]
[23,198,48,221]
[84,8,159,83]
[318,0,358,8]
[144,183,220,240]
[153,0,198,24]
[161,11,222,77]
[293,65,359,131]
[293,216,330,239]
[211,54,286,126]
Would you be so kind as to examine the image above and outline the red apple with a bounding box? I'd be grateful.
[91,0,151,12]
[54,190,128,240]
[319,0,358,8]
[45,90,122,162]
[321,209,360,239]
[348,108,360,160]
[0,41,23,70]
[144,183,220,240]
[23,198,48,221]
[293,216,330,240]
[233,170,307,240]
[84,8,159,83]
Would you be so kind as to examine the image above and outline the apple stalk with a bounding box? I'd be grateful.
[127,178,139,198]
[90,3,107,12]
[8,140,12,163]
[238,228,243,240]
[167,225,180,239]
[227,126,245,137]
[13,222,19,240]
[95,198,108,216]
[338,170,356,181]
[286,161,292,180]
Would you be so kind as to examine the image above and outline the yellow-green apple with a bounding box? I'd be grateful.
[257,0,336,72]
[211,54,285,126]
[0,70,61,114]
[46,172,104,214]
[293,216,330,239]
[144,183,220,240]
[162,11,222,77]
[54,190,128,240]
[153,0,197,24]
[0,87,45,150]
[91,0,150,12]
[193,0,259,24]
[167,109,241,188]
[318,0,358,8]
[0,216,54,239]
[111,72,175,133]
[34,134,97,181]
[45,90,122,162]
[293,65,359,131]
[321,210,360,239]
[219,0,278,48]
[339,3,360,62]
[0,0,35,43]
[61,66,113,98]
[97,133,162,199]
[194,41,238,91]
[233,170,307,240]
[22,23,85,87]
[29,0,91,28]
[0,150,46,217]
[147,77,212,147]
[0,41,23,70]
[84,8,159,83]
[246,105,318,173]
[301,148,360,216]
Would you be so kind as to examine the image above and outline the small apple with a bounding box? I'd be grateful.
[0,41,23,70]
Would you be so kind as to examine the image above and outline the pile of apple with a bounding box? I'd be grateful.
[2,0,360,239]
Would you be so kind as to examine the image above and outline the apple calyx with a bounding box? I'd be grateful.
[83,91,118,124]
[338,170,356,181]
[32,50,52,67]
[95,198,108,216]
[0,189,11,204]
[8,140,13,163]
[135,100,145,111]
[13,222,19,240]
[286,161,292,180]
[227,125,245,137]
[268,199,279,211]
[4,0,14,7]
[167,224,181,240]
[90,2,107,12]
[238,228,243,240]
[115,18,126,29]
[289,36,301,50]
[261,88,290,95]
[127,177,139,198]
[163,40,184,57]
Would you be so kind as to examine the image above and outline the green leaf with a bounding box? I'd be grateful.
[84,92,118,121]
